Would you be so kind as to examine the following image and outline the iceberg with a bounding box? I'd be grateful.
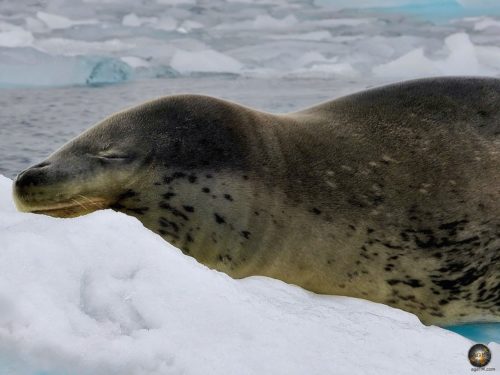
[373,32,495,78]
[0,174,497,375]
[0,48,132,88]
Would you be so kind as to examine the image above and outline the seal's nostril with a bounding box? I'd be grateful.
[15,160,52,188]
[15,170,28,187]
[15,167,49,189]
[33,161,51,169]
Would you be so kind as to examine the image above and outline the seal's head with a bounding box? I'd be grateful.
[13,114,151,218]
[13,95,248,218]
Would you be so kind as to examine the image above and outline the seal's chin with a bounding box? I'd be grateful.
[15,197,112,218]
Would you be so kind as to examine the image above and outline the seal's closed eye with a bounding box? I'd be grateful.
[92,152,131,161]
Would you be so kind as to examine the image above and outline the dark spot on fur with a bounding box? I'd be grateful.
[188,175,197,183]
[311,207,321,215]
[117,189,137,200]
[159,202,189,220]
[387,279,423,288]
[202,187,210,193]
[162,192,176,200]
[183,205,195,213]
[224,194,233,201]
[158,229,180,239]
[159,217,179,232]
[214,213,225,224]
[173,172,186,179]
[382,242,403,250]
[241,230,250,239]
[126,207,149,215]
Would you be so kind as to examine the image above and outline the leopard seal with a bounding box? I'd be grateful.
[13,76,500,325]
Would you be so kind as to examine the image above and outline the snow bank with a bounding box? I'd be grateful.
[0,175,497,375]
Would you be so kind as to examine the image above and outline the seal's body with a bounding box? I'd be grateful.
[14,77,500,325]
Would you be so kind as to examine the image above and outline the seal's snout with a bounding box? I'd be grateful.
[15,162,51,190]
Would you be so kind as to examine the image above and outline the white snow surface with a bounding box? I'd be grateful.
[0,174,498,375]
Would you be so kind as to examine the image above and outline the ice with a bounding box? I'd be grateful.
[0,48,132,88]
[270,31,332,41]
[170,49,243,74]
[120,56,151,68]
[84,58,133,86]
[373,32,492,78]
[0,174,497,375]
[122,13,158,28]
[252,14,298,29]
[35,38,133,57]
[0,0,498,87]
[474,17,500,30]
[152,16,178,31]
[373,48,439,78]
[439,32,480,75]
[0,23,34,48]
[36,11,97,30]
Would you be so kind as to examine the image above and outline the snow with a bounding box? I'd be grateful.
[0,173,498,375]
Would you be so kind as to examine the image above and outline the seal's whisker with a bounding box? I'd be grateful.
[76,194,102,208]
[71,198,89,211]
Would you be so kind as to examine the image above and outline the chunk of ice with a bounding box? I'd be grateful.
[36,11,97,30]
[170,49,243,74]
[0,23,34,48]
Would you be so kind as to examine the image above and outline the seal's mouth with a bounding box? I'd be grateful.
[15,196,112,218]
